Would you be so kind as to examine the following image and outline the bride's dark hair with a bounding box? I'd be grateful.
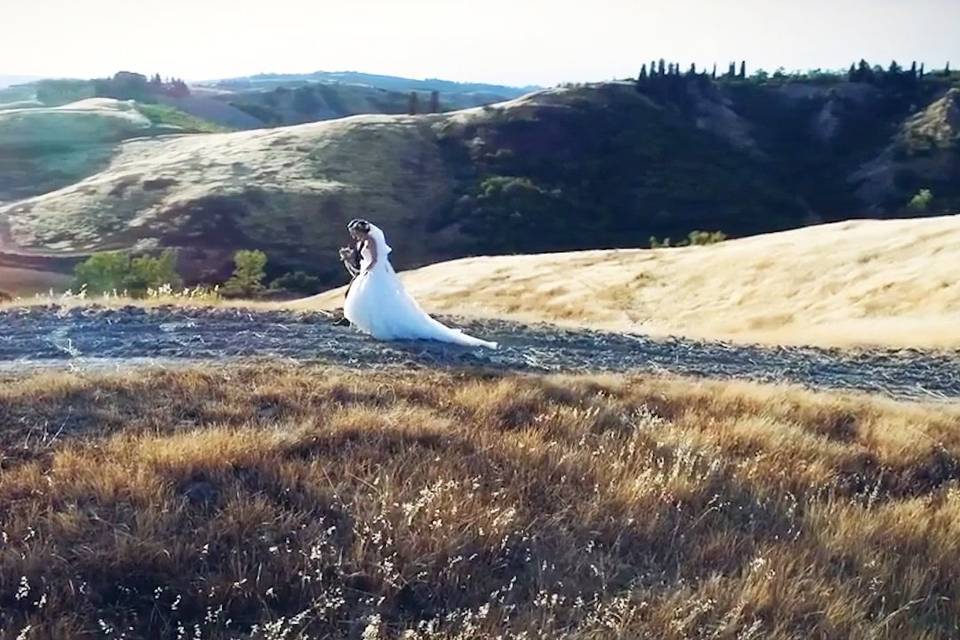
[347,218,371,233]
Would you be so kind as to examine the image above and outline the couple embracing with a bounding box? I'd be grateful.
[335,219,497,349]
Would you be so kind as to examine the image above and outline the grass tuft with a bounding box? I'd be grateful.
[0,366,958,638]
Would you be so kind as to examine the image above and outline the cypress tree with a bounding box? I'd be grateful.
[711,63,717,79]
[848,63,856,81]
[919,62,925,78]
[688,62,697,76]
[658,59,666,75]
[429,90,440,113]
[946,61,952,76]
[650,60,658,76]
[639,64,647,79]
[739,60,746,78]
[910,61,917,76]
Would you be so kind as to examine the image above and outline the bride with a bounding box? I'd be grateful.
[343,219,497,349]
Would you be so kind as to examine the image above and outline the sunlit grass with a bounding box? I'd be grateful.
[0,285,287,313]
[1,366,958,638]
[295,216,960,350]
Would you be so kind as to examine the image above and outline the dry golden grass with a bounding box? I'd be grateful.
[297,215,960,350]
[1,365,959,638]
[0,288,285,313]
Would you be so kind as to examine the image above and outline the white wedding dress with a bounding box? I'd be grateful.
[343,225,497,349]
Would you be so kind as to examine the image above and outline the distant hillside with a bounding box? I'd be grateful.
[200,71,533,128]
[212,82,501,128]
[1,71,959,292]
[0,71,530,131]
[208,70,536,98]
[0,98,225,202]
[0,75,43,90]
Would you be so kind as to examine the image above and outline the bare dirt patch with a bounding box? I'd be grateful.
[1,305,957,401]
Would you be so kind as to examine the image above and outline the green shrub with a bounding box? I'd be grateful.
[73,252,130,294]
[648,236,672,248]
[649,236,666,248]
[456,176,566,250]
[649,231,725,249]
[907,188,934,212]
[223,250,268,297]
[687,230,728,245]
[73,250,182,296]
[124,251,183,292]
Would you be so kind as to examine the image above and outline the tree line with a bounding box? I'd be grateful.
[94,71,191,101]
[638,59,747,81]
[408,90,442,115]
[846,59,951,83]
[635,59,954,86]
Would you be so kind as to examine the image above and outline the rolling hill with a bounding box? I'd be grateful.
[206,69,535,99]
[1,74,959,295]
[0,75,42,90]
[0,71,530,131]
[0,98,226,203]
[180,69,532,129]
[297,215,960,349]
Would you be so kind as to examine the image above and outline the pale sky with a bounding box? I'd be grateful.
[2,0,958,86]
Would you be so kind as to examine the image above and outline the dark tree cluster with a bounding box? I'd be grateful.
[634,58,734,108]
[637,59,747,87]
[151,73,191,98]
[634,57,954,97]
[407,90,442,115]
[94,71,191,101]
[634,59,746,105]
[847,59,952,84]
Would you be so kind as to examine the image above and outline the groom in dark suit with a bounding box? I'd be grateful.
[332,237,363,326]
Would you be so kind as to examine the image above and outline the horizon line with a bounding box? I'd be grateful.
[4,58,956,89]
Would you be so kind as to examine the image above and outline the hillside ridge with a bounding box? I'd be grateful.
[2,77,959,292]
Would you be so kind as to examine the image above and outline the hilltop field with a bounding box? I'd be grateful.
[6,215,958,351]
[5,215,958,351]
[298,215,960,350]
